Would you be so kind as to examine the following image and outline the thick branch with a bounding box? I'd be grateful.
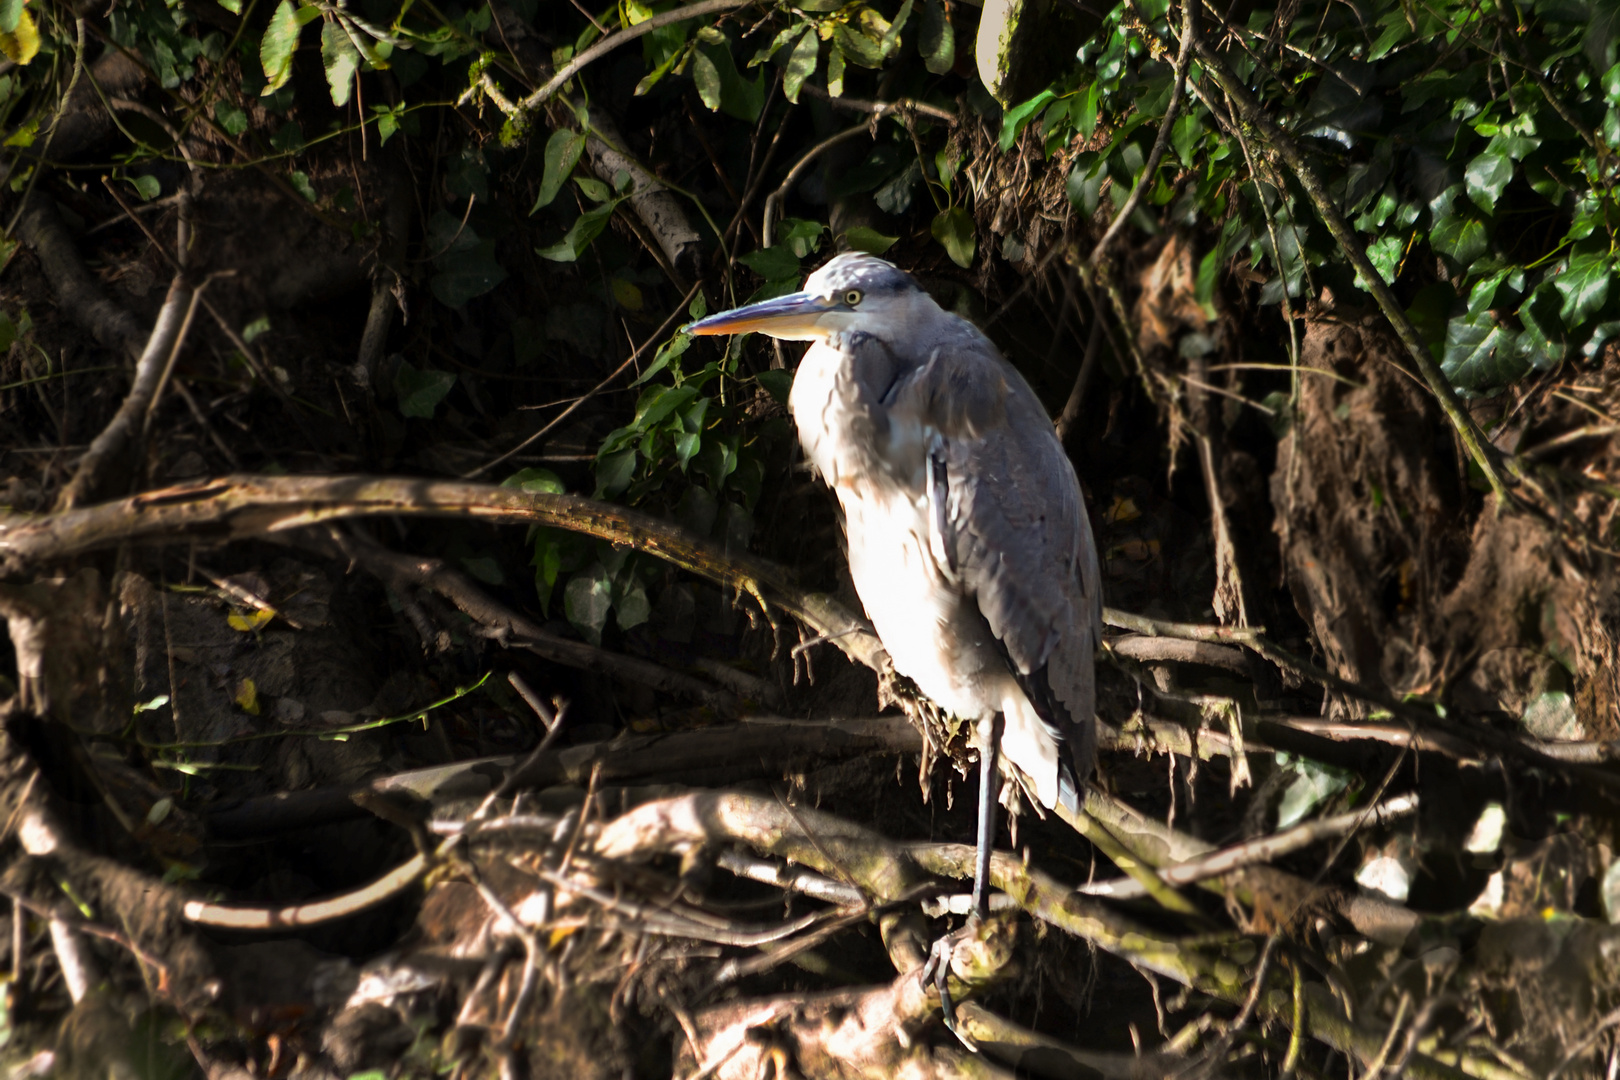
[0,473,888,673]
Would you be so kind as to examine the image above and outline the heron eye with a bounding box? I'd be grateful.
[844,289,864,306]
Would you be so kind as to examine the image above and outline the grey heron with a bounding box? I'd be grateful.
[690,253,1101,997]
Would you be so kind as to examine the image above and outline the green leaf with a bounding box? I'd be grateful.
[242,316,271,343]
[783,25,817,103]
[827,43,845,97]
[288,170,317,201]
[1463,148,1512,213]
[501,467,565,494]
[595,448,638,497]
[832,23,883,68]
[632,383,700,428]
[1467,268,1513,315]
[129,174,161,201]
[214,101,249,137]
[880,0,913,57]
[756,22,805,67]
[269,121,305,154]
[692,49,722,110]
[260,0,303,95]
[1442,310,1523,392]
[919,0,954,74]
[1555,251,1612,325]
[777,217,825,258]
[321,21,361,106]
[565,566,614,645]
[1429,189,1488,267]
[839,226,897,255]
[757,368,794,404]
[536,200,619,262]
[740,245,801,281]
[395,360,456,418]
[574,175,612,203]
[999,89,1056,153]
[534,129,585,212]
[1364,233,1404,285]
[634,332,693,385]
[0,0,22,35]
[931,206,976,268]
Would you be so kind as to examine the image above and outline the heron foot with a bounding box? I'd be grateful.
[918,919,981,1051]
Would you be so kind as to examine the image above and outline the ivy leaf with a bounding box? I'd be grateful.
[532,129,584,212]
[692,49,722,110]
[260,0,304,95]
[395,360,456,418]
[430,214,508,305]
[1429,189,1488,267]
[1442,310,1524,392]
[1364,233,1405,285]
[565,565,614,645]
[783,26,818,103]
[1555,251,1612,325]
[214,101,249,137]
[321,21,361,106]
[1463,147,1512,212]
[919,0,954,74]
[931,207,976,268]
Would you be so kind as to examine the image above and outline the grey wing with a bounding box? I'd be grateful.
[898,345,1103,789]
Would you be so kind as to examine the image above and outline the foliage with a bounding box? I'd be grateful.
[1,0,1614,634]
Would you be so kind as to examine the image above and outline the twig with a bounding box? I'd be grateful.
[762,123,873,248]
[1077,794,1420,899]
[797,83,959,124]
[464,282,701,478]
[521,0,750,111]
[181,853,429,928]
[1089,0,1196,265]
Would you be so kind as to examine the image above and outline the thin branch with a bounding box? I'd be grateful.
[465,282,701,479]
[521,0,751,112]
[1090,0,1197,265]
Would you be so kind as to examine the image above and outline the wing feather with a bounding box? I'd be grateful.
[888,343,1102,789]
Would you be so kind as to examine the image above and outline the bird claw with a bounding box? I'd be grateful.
[919,922,980,1051]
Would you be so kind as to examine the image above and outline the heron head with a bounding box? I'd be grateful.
[686,253,923,343]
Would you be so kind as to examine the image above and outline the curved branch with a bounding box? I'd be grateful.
[0,472,888,672]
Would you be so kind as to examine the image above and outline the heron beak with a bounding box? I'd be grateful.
[685,292,836,340]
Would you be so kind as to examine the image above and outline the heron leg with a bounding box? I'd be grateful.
[970,713,1003,921]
